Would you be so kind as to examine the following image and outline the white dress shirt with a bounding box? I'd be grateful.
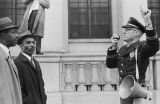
[21,52,35,67]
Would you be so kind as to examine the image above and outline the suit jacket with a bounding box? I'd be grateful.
[14,53,47,104]
[106,29,159,83]
[0,47,22,104]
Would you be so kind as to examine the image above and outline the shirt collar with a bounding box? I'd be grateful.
[21,52,32,61]
[0,43,9,56]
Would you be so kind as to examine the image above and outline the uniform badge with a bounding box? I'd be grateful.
[129,51,135,58]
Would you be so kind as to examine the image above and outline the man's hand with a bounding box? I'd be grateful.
[140,7,153,29]
[140,6,151,20]
[110,34,120,49]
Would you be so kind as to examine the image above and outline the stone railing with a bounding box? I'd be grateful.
[59,54,116,92]
[59,54,160,92]
[35,52,160,92]
[61,61,114,92]
[34,52,160,104]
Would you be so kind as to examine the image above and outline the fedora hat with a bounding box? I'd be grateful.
[0,17,19,32]
[122,17,145,33]
[17,30,37,45]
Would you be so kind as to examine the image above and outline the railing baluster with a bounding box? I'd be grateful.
[104,67,114,90]
[149,59,154,89]
[77,62,87,91]
[64,63,74,91]
[90,62,100,91]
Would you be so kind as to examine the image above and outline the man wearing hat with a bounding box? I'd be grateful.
[0,17,22,104]
[14,30,47,104]
[106,8,159,104]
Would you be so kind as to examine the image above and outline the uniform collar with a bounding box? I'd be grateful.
[119,41,139,57]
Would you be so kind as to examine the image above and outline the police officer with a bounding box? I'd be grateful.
[106,8,159,104]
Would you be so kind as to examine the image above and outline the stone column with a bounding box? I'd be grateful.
[42,0,68,54]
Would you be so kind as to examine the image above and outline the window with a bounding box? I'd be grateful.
[68,0,112,39]
[148,0,160,37]
[0,0,25,26]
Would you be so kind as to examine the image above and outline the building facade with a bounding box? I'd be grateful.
[1,0,160,104]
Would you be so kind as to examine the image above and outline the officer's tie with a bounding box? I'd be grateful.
[135,48,139,80]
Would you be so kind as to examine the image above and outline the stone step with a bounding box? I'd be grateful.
[46,90,160,104]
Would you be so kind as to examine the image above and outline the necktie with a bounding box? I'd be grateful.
[135,48,139,80]
[31,57,35,68]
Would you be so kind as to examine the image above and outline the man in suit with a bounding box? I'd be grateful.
[14,30,47,104]
[19,0,50,54]
[106,8,159,104]
[0,17,22,104]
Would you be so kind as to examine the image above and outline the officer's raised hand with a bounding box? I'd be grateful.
[140,7,153,29]
[110,34,120,50]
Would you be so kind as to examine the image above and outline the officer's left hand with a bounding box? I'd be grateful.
[140,7,151,20]
[140,7,152,28]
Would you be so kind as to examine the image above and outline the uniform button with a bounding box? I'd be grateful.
[121,63,123,66]
[120,77,122,80]
[120,70,123,73]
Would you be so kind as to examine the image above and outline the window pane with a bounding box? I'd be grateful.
[91,25,108,38]
[148,0,160,37]
[91,0,111,38]
[69,0,89,39]
[0,0,25,27]
[16,0,26,26]
[0,0,14,19]
[69,25,89,39]
[68,0,112,39]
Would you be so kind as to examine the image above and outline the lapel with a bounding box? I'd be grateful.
[0,46,18,74]
[0,46,9,59]
[32,57,39,70]
[0,47,21,86]
[18,53,36,70]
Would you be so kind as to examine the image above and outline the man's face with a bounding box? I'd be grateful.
[5,28,19,47]
[123,28,139,42]
[20,38,36,56]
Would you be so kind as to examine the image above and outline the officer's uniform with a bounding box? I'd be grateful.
[106,17,159,104]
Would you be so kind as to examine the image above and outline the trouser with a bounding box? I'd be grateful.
[28,10,42,54]
[28,10,38,32]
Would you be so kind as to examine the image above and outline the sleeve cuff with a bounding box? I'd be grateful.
[145,29,157,38]
[107,46,117,55]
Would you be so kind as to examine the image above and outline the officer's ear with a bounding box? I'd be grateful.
[133,29,141,36]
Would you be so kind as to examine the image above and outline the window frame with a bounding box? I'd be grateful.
[68,0,112,40]
[148,0,160,38]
